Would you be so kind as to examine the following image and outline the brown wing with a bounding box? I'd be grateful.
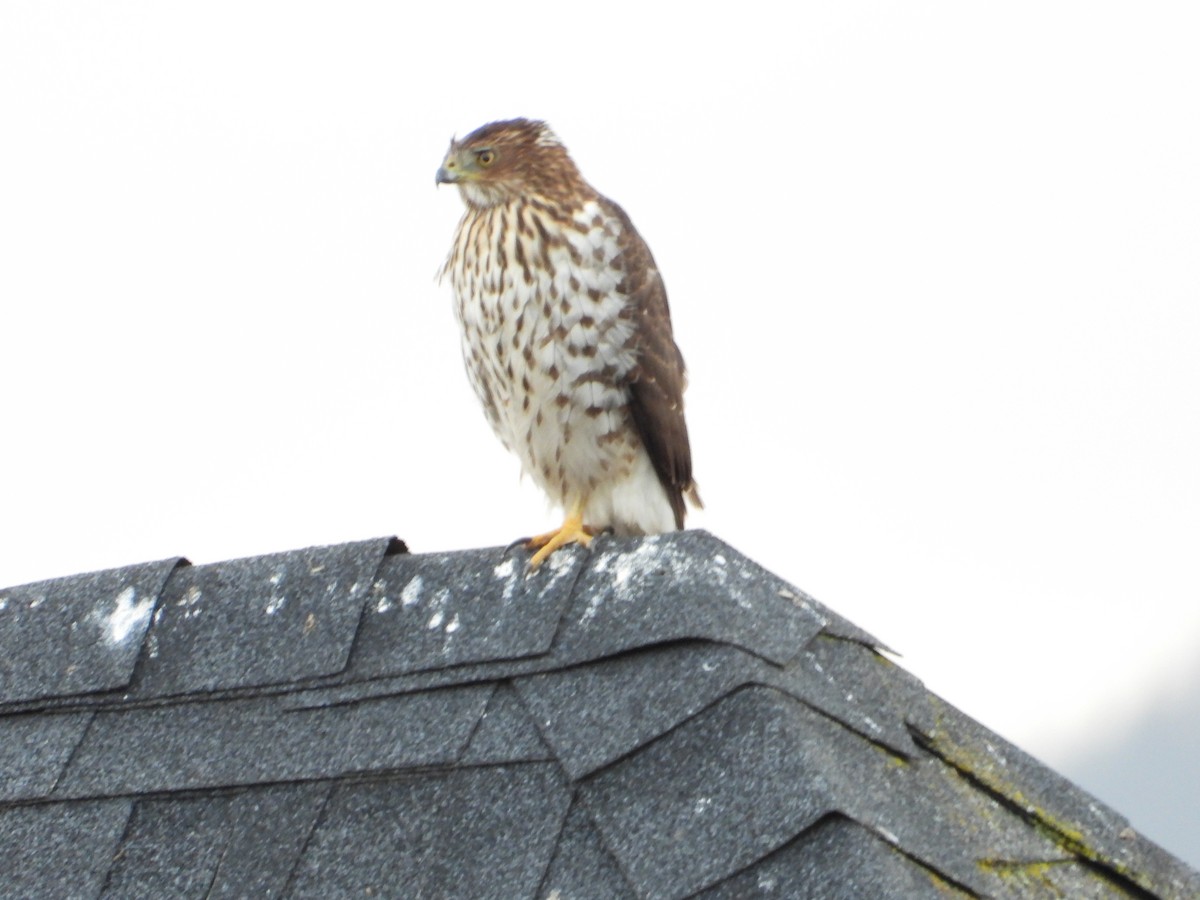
[601,197,695,528]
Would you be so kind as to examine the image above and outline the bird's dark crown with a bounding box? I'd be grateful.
[438,118,587,208]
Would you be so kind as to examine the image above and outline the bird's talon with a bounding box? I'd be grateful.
[504,535,532,555]
[525,503,593,569]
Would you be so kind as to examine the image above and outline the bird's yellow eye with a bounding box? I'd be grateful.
[477,149,495,167]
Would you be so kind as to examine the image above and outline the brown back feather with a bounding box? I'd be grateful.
[600,197,695,528]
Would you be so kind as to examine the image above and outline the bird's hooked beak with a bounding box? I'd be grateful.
[436,147,465,186]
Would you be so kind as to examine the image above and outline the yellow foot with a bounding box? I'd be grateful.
[526,506,594,569]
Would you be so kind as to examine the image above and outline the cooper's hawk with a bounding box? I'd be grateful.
[437,118,698,567]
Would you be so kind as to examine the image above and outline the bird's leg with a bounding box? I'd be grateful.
[526,498,594,569]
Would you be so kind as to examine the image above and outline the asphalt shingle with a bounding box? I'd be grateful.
[0,709,92,801]
[102,793,238,898]
[911,694,1200,899]
[580,686,836,898]
[132,539,392,697]
[0,558,179,704]
[1,531,1196,899]
[57,684,491,797]
[695,815,968,899]
[102,784,328,899]
[347,544,582,679]
[0,798,130,898]
[769,634,926,759]
[516,641,769,779]
[552,532,827,668]
[538,800,637,900]
[289,765,572,899]
[460,683,554,765]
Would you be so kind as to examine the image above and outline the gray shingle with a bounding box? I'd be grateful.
[842,738,1074,896]
[102,793,233,898]
[910,695,1200,899]
[812,605,889,650]
[975,859,1149,899]
[132,539,391,697]
[2,531,1196,899]
[57,685,491,797]
[580,687,835,899]
[460,684,554,764]
[577,682,1080,899]
[553,532,826,668]
[538,800,637,900]
[0,798,130,899]
[0,710,93,801]
[347,545,582,679]
[206,784,329,898]
[0,559,180,704]
[289,764,572,900]
[517,637,924,781]
[770,634,924,758]
[101,784,328,899]
[695,815,968,899]
[516,642,769,779]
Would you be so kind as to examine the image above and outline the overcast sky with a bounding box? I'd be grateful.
[2,1,1197,867]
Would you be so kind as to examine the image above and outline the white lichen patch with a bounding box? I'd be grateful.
[0,597,7,613]
[269,572,283,587]
[608,537,665,595]
[369,581,392,614]
[705,553,761,611]
[579,591,605,626]
[178,585,203,620]
[692,796,713,815]
[545,549,576,574]
[29,595,45,609]
[106,586,154,645]
[264,594,287,615]
[493,557,522,603]
[524,547,579,596]
[426,588,451,630]
[445,613,461,634]
[400,575,424,608]
[780,585,814,614]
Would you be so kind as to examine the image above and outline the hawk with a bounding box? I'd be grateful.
[437,118,699,567]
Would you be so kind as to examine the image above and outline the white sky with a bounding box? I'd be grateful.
[2,0,1198,866]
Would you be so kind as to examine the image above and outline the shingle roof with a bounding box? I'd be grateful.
[1,530,1196,899]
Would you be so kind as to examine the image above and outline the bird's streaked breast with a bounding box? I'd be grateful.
[446,197,641,502]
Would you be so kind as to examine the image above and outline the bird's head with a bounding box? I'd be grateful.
[436,118,583,208]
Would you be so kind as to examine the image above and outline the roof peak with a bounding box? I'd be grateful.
[2,530,1196,896]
